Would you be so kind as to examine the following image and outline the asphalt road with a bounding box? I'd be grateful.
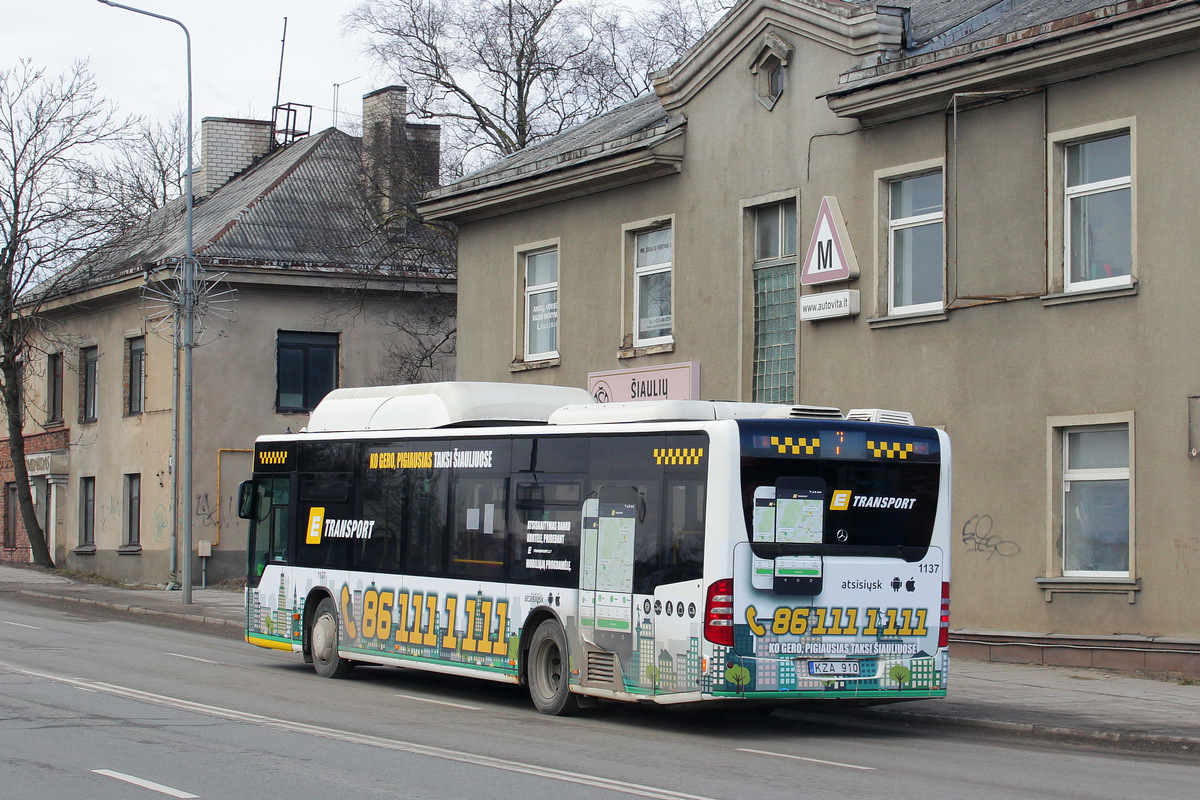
[1,596,1196,800]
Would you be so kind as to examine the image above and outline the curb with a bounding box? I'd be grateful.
[14,589,245,639]
[856,705,1200,754]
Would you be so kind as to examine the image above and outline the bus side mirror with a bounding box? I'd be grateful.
[237,481,256,520]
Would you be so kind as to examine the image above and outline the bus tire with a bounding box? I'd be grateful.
[310,597,354,679]
[527,619,579,716]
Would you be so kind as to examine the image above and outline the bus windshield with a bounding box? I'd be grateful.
[738,419,942,562]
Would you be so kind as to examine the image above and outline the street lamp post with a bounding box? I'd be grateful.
[97,0,197,604]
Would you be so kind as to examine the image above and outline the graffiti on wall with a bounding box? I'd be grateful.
[961,513,1020,558]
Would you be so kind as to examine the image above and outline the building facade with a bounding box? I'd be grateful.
[421,0,1200,673]
[1,87,454,586]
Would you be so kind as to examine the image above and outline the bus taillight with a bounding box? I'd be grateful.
[938,581,950,649]
[704,578,735,646]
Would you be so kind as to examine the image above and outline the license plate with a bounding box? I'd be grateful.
[806,660,860,677]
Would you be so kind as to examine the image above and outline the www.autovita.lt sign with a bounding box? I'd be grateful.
[800,289,860,321]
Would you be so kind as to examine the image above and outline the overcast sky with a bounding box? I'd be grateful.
[1,0,386,134]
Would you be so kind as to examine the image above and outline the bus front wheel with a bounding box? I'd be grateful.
[310,597,354,679]
[527,619,579,716]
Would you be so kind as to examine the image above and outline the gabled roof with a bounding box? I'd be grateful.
[77,127,447,293]
[419,93,683,223]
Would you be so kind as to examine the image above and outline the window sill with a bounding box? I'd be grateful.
[868,309,948,329]
[118,544,142,555]
[45,419,64,429]
[1041,281,1137,306]
[1036,576,1140,603]
[510,357,560,372]
[617,341,675,360]
[73,545,96,555]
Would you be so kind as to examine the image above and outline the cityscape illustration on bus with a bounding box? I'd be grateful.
[239,382,951,715]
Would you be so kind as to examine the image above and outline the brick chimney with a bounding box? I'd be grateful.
[198,117,275,197]
[361,87,441,220]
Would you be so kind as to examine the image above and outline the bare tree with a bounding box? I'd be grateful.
[346,0,731,174]
[341,1,729,376]
[0,60,132,567]
[97,111,188,235]
[315,122,459,385]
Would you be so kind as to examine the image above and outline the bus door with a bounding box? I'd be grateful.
[581,485,639,656]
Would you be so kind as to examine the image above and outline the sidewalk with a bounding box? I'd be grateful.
[2,562,1197,753]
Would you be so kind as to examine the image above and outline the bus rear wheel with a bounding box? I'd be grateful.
[527,619,579,716]
[310,597,354,679]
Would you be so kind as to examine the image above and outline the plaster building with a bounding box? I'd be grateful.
[420,0,1200,673]
[0,87,454,586]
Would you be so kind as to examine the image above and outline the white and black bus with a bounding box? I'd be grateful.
[240,382,951,715]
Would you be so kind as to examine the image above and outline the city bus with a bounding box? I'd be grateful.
[239,382,951,715]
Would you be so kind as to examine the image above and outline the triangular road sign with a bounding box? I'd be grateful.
[800,196,859,285]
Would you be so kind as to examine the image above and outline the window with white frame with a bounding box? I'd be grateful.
[523,247,559,361]
[1062,424,1130,576]
[633,226,672,347]
[752,200,796,403]
[1065,133,1131,291]
[888,172,944,315]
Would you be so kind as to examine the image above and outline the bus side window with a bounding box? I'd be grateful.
[358,474,404,574]
[295,474,352,569]
[450,477,507,581]
[406,472,448,575]
[663,479,705,584]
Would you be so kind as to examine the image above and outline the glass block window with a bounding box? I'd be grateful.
[752,201,797,403]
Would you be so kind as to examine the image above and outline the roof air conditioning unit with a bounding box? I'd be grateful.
[845,408,916,426]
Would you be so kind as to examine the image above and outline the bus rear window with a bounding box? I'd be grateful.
[739,421,941,561]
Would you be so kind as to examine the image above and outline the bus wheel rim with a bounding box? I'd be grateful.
[536,639,563,698]
[312,612,336,664]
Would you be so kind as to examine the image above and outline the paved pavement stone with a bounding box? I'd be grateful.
[2,562,1198,752]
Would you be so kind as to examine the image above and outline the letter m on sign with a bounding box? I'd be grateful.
[801,196,859,285]
[816,240,833,271]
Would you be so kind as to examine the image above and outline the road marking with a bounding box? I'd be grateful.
[3,662,719,800]
[91,769,199,798]
[1,620,40,629]
[166,653,223,665]
[394,692,482,711]
[736,747,875,771]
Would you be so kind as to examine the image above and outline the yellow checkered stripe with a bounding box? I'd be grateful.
[655,447,705,465]
[869,441,913,459]
[771,436,819,455]
[258,450,289,466]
